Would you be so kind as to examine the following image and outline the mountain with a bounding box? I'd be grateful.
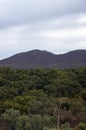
[0,49,86,69]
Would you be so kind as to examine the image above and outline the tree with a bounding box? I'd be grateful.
[74,123,86,130]
[1,108,20,130]
[16,115,44,130]
[61,122,71,130]
[53,97,71,130]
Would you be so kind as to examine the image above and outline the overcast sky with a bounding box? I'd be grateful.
[0,0,86,59]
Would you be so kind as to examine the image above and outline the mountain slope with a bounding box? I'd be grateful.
[0,49,86,69]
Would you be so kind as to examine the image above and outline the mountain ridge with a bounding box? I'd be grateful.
[0,49,86,69]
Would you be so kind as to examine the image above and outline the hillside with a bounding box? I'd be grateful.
[0,67,86,130]
[0,49,86,68]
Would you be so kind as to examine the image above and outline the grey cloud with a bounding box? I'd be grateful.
[0,0,86,28]
[0,0,86,59]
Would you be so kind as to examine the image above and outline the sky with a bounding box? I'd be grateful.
[0,0,86,59]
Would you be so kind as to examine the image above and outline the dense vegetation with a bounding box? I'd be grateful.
[0,67,86,130]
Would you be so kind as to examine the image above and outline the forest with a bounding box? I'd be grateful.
[0,67,86,130]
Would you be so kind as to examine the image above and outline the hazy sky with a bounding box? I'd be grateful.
[0,0,86,59]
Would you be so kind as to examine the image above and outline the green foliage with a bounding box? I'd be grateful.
[61,122,71,130]
[75,123,86,130]
[16,115,43,130]
[2,108,20,130]
[0,67,86,129]
[81,89,86,101]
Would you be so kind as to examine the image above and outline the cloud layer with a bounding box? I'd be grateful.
[0,0,86,59]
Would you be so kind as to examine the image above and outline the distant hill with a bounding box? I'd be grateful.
[0,49,86,69]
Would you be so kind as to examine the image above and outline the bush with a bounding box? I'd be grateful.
[74,123,86,130]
